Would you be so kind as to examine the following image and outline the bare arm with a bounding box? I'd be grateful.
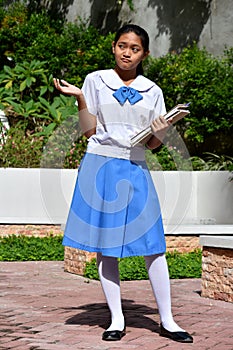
[146,115,171,150]
[53,78,96,138]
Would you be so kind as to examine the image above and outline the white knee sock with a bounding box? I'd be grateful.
[97,253,125,331]
[144,254,185,332]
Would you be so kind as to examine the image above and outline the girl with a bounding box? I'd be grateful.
[53,24,193,343]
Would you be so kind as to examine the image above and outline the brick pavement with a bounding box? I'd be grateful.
[0,261,232,350]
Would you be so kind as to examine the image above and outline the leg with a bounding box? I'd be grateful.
[144,253,184,332]
[96,253,125,332]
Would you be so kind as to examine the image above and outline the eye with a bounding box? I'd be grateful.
[118,44,125,49]
[132,47,140,53]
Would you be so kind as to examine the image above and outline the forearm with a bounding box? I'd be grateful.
[145,135,162,150]
[53,78,97,138]
[76,93,96,138]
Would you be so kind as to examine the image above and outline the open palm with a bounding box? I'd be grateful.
[53,78,81,97]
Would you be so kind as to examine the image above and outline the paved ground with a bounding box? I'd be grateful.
[0,261,232,350]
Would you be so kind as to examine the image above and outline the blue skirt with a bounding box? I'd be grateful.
[63,153,166,258]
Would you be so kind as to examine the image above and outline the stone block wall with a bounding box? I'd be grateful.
[201,247,233,303]
[64,247,96,276]
[166,235,200,253]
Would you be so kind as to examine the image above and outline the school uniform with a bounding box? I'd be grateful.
[63,69,167,258]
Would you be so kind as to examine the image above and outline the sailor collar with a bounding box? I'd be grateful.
[99,69,155,92]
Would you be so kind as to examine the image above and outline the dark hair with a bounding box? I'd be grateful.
[113,24,149,75]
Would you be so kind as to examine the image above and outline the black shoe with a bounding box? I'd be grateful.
[102,328,126,341]
[160,324,193,343]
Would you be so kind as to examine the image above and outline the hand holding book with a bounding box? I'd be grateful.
[130,103,190,147]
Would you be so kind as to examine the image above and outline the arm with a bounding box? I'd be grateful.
[53,78,96,138]
[145,115,171,150]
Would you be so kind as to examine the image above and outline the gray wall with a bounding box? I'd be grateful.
[65,0,233,57]
[7,0,232,57]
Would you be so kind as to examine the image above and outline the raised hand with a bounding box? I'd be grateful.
[53,78,81,97]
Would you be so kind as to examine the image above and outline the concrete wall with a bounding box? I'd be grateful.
[5,0,232,57]
[0,168,232,226]
[65,0,233,57]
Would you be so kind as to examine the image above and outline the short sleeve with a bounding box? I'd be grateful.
[81,74,98,116]
[153,87,167,119]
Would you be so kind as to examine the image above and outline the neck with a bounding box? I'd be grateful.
[114,66,137,86]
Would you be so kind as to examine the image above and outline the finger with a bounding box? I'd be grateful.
[60,79,69,87]
[158,115,168,124]
[152,118,163,128]
[53,78,60,88]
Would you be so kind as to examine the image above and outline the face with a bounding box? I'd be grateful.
[112,32,149,72]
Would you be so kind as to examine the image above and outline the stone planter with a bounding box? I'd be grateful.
[200,236,233,303]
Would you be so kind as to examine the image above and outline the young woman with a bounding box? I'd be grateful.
[53,24,193,343]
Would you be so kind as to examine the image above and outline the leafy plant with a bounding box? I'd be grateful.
[84,249,202,280]
[0,3,115,83]
[0,235,64,261]
[0,125,44,168]
[190,152,233,171]
[146,145,193,171]
[145,45,233,156]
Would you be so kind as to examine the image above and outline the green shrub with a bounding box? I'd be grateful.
[0,2,115,83]
[84,249,202,280]
[0,126,44,168]
[190,152,233,171]
[0,235,64,261]
[146,147,233,171]
[145,45,233,156]
[146,145,193,171]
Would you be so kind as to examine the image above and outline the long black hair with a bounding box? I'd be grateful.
[113,24,150,75]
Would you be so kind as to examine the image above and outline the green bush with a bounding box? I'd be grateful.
[0,2,115,83]
[145,45,233,156]
[0,2,115,168]
[0,126,44,167]
[0,235,64,261]
[146,147,233,171]
[190,152,233,171]
[84,249,202,280]
[146,145,193,171]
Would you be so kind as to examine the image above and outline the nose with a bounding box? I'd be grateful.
[123,48,131,57]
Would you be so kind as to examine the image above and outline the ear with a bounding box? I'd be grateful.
[112,41,115,54]
[142,50,150,60]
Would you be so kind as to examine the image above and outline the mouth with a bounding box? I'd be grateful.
[121,58,131,63]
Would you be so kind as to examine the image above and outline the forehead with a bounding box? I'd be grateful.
[116,32,143,46]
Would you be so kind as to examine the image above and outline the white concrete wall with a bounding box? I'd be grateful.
[0,168,232,226]
[66,0,233,57]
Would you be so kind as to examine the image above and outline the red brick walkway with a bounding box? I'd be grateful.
[0,261,232,349]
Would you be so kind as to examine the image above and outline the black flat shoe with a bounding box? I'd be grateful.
[102,328,126,341]
[160,324,193,343]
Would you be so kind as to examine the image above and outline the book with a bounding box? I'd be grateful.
[130,103,190,147]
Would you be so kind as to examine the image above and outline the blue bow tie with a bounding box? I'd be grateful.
[113,86,143,105]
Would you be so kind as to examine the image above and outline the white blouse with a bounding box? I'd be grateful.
[81,69,166,161]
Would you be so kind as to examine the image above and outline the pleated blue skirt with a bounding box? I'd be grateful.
[63,153,166,258]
